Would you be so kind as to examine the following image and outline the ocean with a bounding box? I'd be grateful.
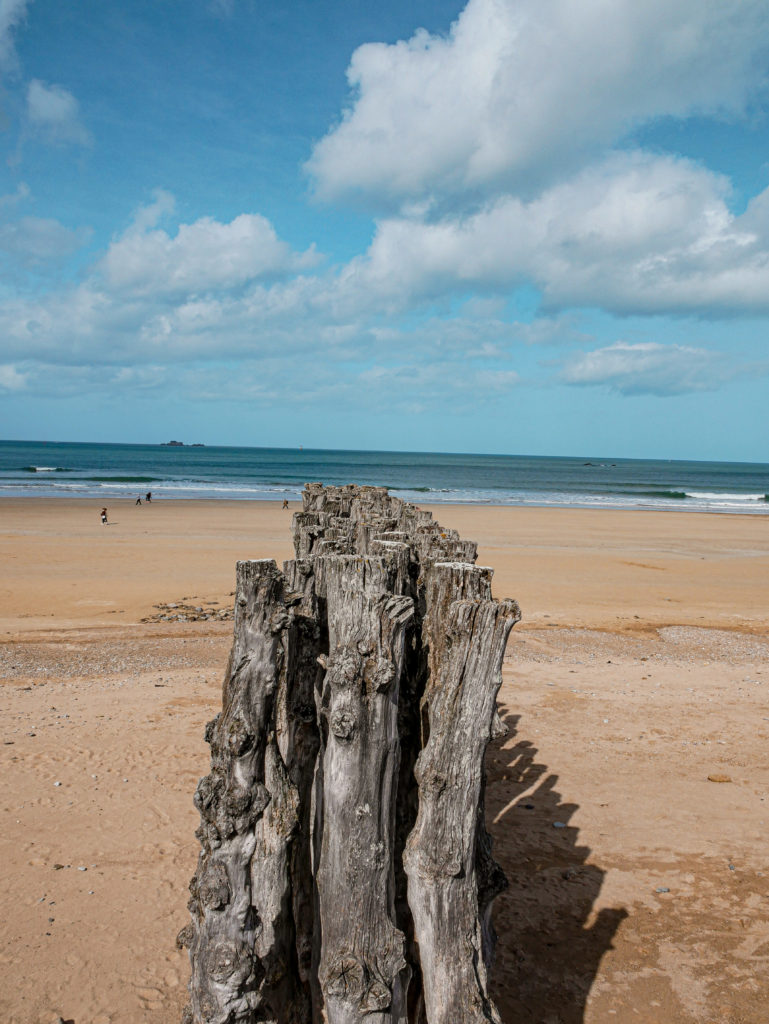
[1,440,767,514]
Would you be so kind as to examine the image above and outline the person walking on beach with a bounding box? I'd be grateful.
[146,491,152,503]
[100,507,108,524]
[282,499,289,509]
[136,495,142,505]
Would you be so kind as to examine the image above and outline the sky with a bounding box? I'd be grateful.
[1,0,769,460]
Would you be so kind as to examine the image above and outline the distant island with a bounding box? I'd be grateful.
[161,441,205,447]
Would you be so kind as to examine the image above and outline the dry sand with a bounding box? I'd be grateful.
[1,498,768,1023]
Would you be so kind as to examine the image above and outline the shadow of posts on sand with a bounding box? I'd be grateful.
[486,712,628,1024]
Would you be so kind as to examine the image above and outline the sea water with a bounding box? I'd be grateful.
[0,440,767,514]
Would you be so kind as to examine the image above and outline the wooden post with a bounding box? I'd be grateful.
[183,486,520,1024]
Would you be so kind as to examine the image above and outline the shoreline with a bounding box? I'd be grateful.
[2,493,768,516]
[2,496,768,634]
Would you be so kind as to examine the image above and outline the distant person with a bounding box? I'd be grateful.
[136,495,142,505]
[282,499,289,509]
[100,508,108,524]
[146,491,152,502]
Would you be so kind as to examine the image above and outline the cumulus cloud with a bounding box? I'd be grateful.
[354,152,769,316]
[100,196,319,296]
[26,79,90,145]
[308,0,769,208]
[559,341,734,395]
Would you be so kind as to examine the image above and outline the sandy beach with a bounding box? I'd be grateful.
[1,498,768,1023]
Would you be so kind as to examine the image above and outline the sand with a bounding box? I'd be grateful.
[1,498,768,1023]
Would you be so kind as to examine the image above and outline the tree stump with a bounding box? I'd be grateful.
[182,485,521,1023]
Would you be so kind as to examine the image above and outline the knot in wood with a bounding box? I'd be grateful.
[269,609,291,634]
[328,647,360,687]
[360,978,392,1013]
[215,814,235,840]
[193,774,221,816]
[209,939,249,984]
[363,656,395,692]
[326,955,364,999]
[416,766,448,795]
[195,821,221,850]
[198,862,230,910]
[224,782,252,818]
[226,717,252,756]
[329,706,357,741]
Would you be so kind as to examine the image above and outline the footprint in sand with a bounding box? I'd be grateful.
[136,985,164,1010]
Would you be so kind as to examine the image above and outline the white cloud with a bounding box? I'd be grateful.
[559,341,732,395]
[0,360,172,398]
[0,362,25,390]
[0,350,521,411]
[308,0,769,208]
[26,79,91,146]
[0,215,89,265]
[125,189,176,234]
[100,197,320,296]
[4,0,769,420]
[0,0,28,72]
[355,152,769,316]
[0,157,765,409]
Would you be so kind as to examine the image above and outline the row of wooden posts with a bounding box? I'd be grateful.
[180,483,520,1024]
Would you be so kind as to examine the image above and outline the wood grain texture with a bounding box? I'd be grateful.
[184,485,520,1023]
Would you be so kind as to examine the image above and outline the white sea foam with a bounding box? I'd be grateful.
[686,492,766,501]
[1,446,767,514]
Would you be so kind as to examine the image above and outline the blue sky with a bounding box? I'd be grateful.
[1,0,769,460]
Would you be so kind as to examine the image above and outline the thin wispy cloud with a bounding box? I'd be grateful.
[559,341,748,396]
[0,0,29,73]
[0,215,89,266]
[26,79,90,146]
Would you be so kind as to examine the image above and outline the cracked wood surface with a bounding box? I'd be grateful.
[184,485,519,1023]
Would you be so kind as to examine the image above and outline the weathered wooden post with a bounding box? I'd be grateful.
[181,485,520,1023]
